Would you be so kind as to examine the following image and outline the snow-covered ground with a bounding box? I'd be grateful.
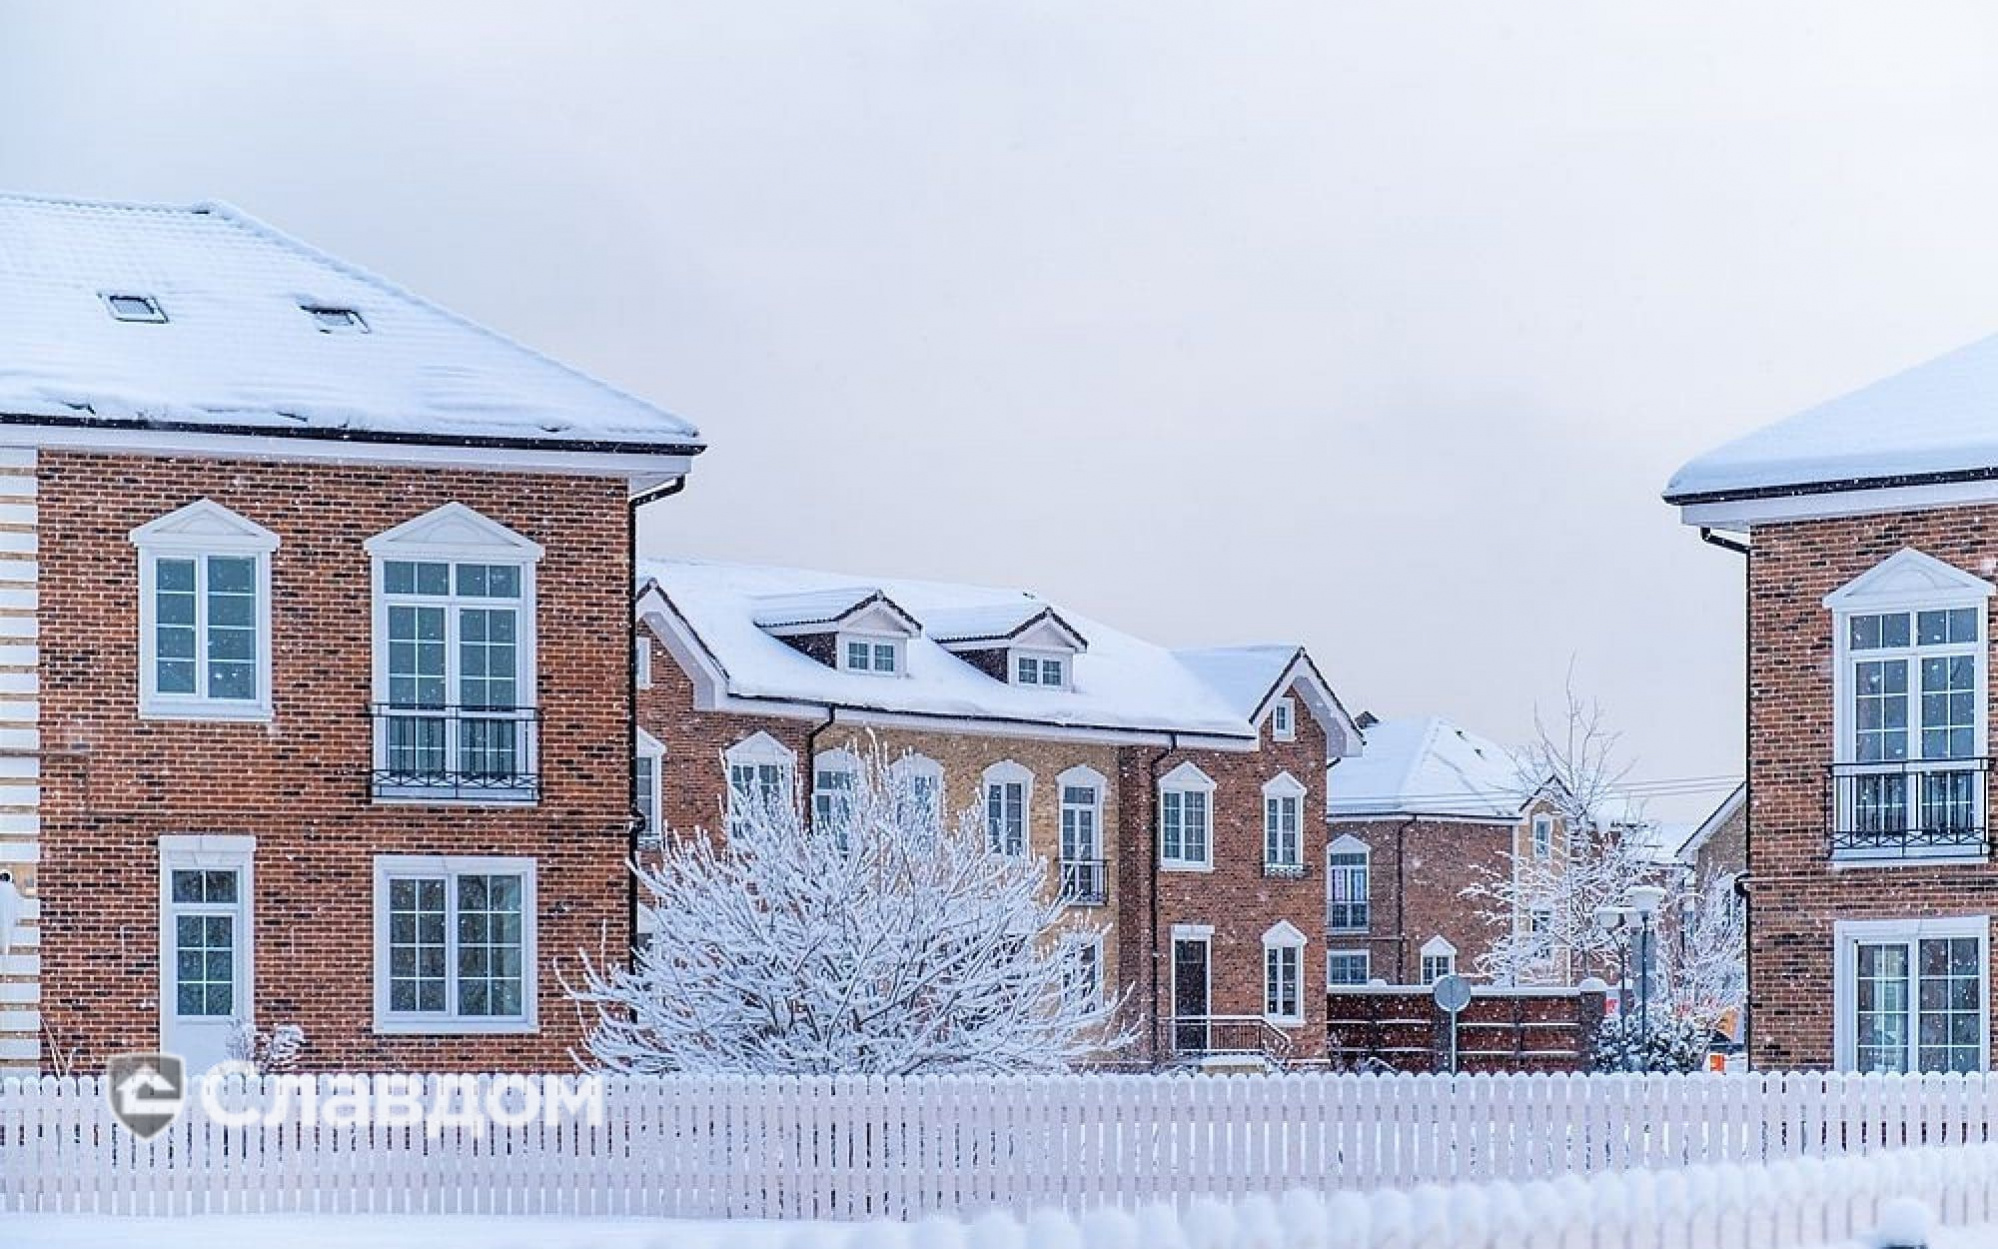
[0,1214,791,1249]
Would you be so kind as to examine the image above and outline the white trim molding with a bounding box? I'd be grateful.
[1833,914,1990,1072]
[1419,934,1458,985]
[158,834,257,1063]
[371,854,539,1036]
[1158,761,1216,873]
[982,760,1034,855]
[131,499,279,721]
[1262,920,1307,1026]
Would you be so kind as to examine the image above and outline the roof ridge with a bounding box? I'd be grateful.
[0,189,200,215]
[190,200,700,442]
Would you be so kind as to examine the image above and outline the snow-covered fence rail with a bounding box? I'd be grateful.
[3,1070,1998,1219]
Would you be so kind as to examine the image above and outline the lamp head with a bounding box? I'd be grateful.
[1627,885,1667,917]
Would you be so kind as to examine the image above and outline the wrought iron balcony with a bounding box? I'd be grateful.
[1058,859,1108,906]
[1264,860,1307,880]
[372,704,540,802]
[1171,1015,1297,1066]
[1826,758,1990,859]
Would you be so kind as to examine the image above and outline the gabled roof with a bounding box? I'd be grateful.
[926,601,1088,651]
[749,587,920,635]
[636,558,1358,749]
[1326,716,1532,821]
[1176,644,1360,754]
[1665,331,1998,506]
[0,192,701,458]
[1676,782,1745,864]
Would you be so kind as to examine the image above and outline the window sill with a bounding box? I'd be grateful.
[1263,863,1308,880]
[1830,849,1989,869]
[139,700,273,723]
[1160,860,1213,873]
[1326,925,1371,936]
[373,1016,539,1036]
[1263,1015,1304,1029]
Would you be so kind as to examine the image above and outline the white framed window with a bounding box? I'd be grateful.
[1158,761,1215,871]
[1835,916,1989,1073]
[1012,650,1069,689]
[365,504,542,803]
[635,729,664,848]
[1262,772,1307,876]
[1270,697,1296,742]
[1064,930,1105,1005]
[1420,935,1457,985]
[131,500,279,720]
[1531,813,1555,860]
[983,760,1032,855]
[1826,549,1994,861]
[1326,834,1370,932]
[1327,950,1370,987]
[1262,920,1306,1025]
[635,636,653,689]
[813,748,861,846]
[1057,765,1108,904]
[158,834,256,1070]
[839,634,903,675]
[889,753,944,825]
[372,855,537,1035]
[725,731,796,837]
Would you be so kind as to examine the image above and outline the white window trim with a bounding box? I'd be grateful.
[635,636,653,689]
[1420,934,1458,985]
[1262,771,1308,869]
[1010,647,1073,691]
[725,731,798,831]
[1826,549,1994,864]
[365,503,543,804]
[1262,920,1307,1026]
[1057,764,1107,857]
[1326,833,1371,933]
[837,631,907,676]
[1270,696,1296,742]
[131,500,279,721]
[158,834,256,1039]
[1158,760,1216,872]
[888,752,945,821]
[635,729,665,845]
[812,747,862,830]
[982,760,1034,855]
[1064,929,1106,1003]
[1530,813,1555,860]
[371,854,539,1036]
[1833,914,1990,1072]
[1326,948,1370,988]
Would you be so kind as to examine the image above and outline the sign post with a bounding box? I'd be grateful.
[1432,974,1472,1074]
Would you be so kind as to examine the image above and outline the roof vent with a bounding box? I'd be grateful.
[102,293,167,324]
[302,304,368,334]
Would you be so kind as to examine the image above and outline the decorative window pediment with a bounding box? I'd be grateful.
[1160,761,1215,792]
[1262,919,1306,947]
[129,498,280,554]
[132,499,278,719]
[364,502,544,563]
[1824,548,1993,613]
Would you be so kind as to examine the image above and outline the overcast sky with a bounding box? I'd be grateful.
[10,3,1998,819]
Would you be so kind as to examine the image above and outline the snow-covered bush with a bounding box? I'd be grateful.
[571,746,1129,1074]
[1590,1011,1708,1073]
[226,1020,306,1073]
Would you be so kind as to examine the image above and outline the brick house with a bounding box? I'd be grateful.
[1670,783,1747,1047]
[1323,715,1566,986]
[635,559,1359,1066]
[0,194,701,1074]
[1667,332,1998,1071]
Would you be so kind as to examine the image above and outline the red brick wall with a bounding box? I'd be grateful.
[1115,710,1331,1063]
[1746,505,1998,1070]
[36,451,632,1072]
[1326,815,1514,983]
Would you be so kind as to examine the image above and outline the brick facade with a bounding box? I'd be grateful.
[1324,815,1515,985]
[34,451,632,1072]
[1746,505,1998,1070]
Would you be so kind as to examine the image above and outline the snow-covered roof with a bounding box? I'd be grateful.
[1326,716,1529,821]
[749,587,908,632]
[1173,646,1300,719]
[1665,332,1998,504]
[0,192,701,456]
[925,601,1086,649]
[1675,782,1746,864]
[639,558,1352,746]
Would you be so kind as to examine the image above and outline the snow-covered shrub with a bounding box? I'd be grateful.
[571,746,1129,1074]
[1590,1010,1708,1073]
[225,1020,306,1073]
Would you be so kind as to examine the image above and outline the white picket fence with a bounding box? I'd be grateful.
[4,1070,1998,1219]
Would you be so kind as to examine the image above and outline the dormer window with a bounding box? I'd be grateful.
[103,292,167,323]
[1013,651,1066,689]
[303,304,368,333]
[842,637,902,675]
[1270,698,1296,741]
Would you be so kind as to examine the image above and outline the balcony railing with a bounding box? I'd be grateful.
[372,704,540,802]
[1171,1015,1297,1067]
[1826,758,1990,858]
[1058,859,1108,905]
[1264,860,1307,880]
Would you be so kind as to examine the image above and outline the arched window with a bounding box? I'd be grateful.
[1057,766,1108,904]
[1261,772,1308,876]
[635,729,665,848]
[723,731,796,837]
[1326,834,1370,932]
[812,748,862,845]
[889,752,945,825]
[1262,920,1307,1025]
[1420,935,1458,985]
[1158,761,1215,871]
[982,761,1033,855]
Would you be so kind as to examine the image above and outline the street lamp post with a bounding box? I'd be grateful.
[1593,903,1636,1070]
[1627,885,1667,1072]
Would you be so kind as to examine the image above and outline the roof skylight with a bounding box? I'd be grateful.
[302,304,368,334]
[102,293,167,323]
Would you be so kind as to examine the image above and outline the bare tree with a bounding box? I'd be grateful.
[570,747,1129,1075]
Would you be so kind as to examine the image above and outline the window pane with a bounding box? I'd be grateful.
[1016,656,1037,685]
[456,873,526,1018]
[387,875,449,1015]
[846,641,870,670]
[874,644,896,673]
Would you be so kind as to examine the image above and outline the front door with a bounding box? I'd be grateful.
[161,844,252,1072]
[1172,937,1210,1053]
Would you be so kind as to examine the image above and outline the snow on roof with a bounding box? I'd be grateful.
[1676,782,1746,863]
[1173,645,1300,719]
[748,586,894,631]
[0,192,701,453]
[639,559,1287,740]
[1665,332,1998,503]
[925,600,1077,647]
[1326,716,1528,821]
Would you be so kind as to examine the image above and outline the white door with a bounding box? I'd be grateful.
[160,840,254,1071]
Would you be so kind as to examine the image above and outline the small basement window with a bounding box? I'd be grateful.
[302,304,369,333]
[103,293,167,323]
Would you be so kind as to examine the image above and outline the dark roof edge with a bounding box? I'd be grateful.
[1663,462,1998,508]
[0,410,706,458]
